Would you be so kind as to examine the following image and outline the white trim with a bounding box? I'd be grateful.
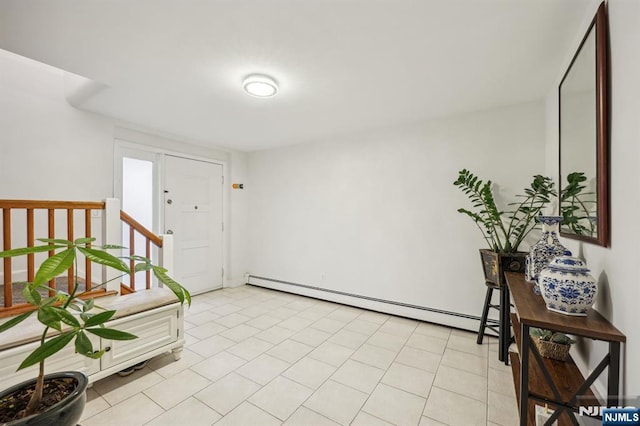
[159,234,174,277]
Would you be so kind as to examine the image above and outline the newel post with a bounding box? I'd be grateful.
[103,198,122,293]
[159,234,174,282]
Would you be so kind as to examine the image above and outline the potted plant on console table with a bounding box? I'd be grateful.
[0,238,191,425]
[454,168,557,286]
[454,169,556,362]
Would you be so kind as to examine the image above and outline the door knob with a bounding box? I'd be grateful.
[167,199,173,204]
[166,230,174,234]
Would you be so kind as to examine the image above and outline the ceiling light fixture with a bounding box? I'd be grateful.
[242,74,278,98]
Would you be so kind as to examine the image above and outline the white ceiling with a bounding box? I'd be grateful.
[0,0,592,152]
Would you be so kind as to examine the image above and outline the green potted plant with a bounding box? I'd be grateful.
[453,169,557,285]
[0,237,191,425]
[530,327,576,361]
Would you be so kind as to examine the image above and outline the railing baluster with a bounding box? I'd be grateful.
[67,209,74,294]
[48,209,55,297]
[3,208,12,308]
[27,209,35,282]
[0,201,107,311]
[0,202,165,308]
[118,210,163,295]
[85,209,92,291]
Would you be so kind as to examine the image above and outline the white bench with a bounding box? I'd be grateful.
[0,288,184,389]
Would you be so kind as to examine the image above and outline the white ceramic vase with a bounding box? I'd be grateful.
[525,216,570,288]
[538,256,597,316]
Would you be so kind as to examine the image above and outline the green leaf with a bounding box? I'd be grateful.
[74,237,96,245]
[153,266,168,274]
[78,247,130,274]
[154,267,191,306]
[126,255,151,262]
[0,312,33,333]
[86,327,137,340]
[85,349,106,359]
[41,296,58,308]
[83,299,95,312]
[100,244,127,250]
[83,310,116,327]
[22,285,42,305]
[33,248,76,285]
[36,238,73,245]
[52,307,81,328]
[134,262,153,272]
[18,332,76,370]
[74,330,94,356]
[69,303,83,312]
[38,306,62,331]
[0,244,66,258]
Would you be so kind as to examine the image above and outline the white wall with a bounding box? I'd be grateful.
[0,51,114,200]
[247,101,546,329]
[228,150,250,287]
[545,0,640,398]
[0,50,249,288]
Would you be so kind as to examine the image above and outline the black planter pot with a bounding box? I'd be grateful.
[479,249,527,287]
[0,371,88,426]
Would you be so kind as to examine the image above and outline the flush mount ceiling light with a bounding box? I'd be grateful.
[242,74,278,98]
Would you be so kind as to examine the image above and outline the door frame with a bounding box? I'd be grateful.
[114,139,229,286]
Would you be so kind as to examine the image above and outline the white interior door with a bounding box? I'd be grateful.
[164,155,223,294]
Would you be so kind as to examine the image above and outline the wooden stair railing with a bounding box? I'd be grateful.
[119,210,163,294]
[0,200,114,318]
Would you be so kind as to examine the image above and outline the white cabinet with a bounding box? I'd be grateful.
[0,335,100,390]
[0,300,184,387]
[100,304,179,370]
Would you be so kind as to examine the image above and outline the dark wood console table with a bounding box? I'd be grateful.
[505,272,626,426]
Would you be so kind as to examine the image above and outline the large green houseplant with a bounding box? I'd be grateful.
[454,169,557,284]
[0,237,190,424]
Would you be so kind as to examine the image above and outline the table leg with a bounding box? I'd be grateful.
[499,285,511,364]
[519,323,530,426]
[608,341,621,406]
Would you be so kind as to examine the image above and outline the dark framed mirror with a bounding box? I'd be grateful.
[559,2,609,246]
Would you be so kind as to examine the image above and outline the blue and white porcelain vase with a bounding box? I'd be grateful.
[538,256,597,316]
[525,216,570,293]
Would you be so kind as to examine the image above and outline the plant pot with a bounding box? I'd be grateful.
[479,249,527,287]
[0,371,88,426]
[533,337,571,362]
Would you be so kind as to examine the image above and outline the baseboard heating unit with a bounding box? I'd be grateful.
[247,275,482,332]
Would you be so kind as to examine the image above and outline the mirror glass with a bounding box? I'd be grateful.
[559,3,608,246]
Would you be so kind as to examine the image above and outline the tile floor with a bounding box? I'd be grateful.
[80,285,519,426]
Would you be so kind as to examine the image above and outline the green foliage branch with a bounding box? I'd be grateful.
[454,169,557,253]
